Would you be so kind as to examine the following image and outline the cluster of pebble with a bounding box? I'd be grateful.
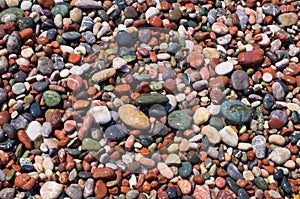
[0,0,300,198]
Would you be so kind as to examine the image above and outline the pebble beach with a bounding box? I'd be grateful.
[0,0,300,199]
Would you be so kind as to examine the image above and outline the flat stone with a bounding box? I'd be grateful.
[40,181,63,199]
[219,126,238,147]
[105,124,128,141]
[227,163,244,180]
[278,13,298,26]
[88,106,111,124]
[65,184,83,199]
[43,90,61,107]
[268,147,291,165]
[165,153,181,165]
[92,68,116,83]
[136,93,169,105]
[231,70,249,90]
[118,104,150,130]
[252,135,266,159]
[0,188,15,199]
[272,82,285,100]
[237,48,264,67]
[7,31,21,53]
[201,125,221,144]
[168,110,192,130]
[157,162,173,179]
[37,57,53,75]
[193,107,210,125]
[215,61,234,75]
[25,121,42,141]
[82,138,100,151]
[221,100,252,125]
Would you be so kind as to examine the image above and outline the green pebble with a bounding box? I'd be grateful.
[246,68,254,75]
[143,58,151,63]
[69,168,77,182]
[203,173,210,180]
[22,150,30,158]
[287,92,293,98]
[82,138,101,151]
[67,148,81,156]
[95,61,106,70]
[51,5,69,17]
[17,17,35,30]
[15,143,24,158]
[178,162,193,178]
[1,13,17,23]
[0,8,24,22]
[62,31,82,40]
[24,95,34,104]
[255,177,268,190]
[170,56,176,67]
[6,169,16,181]
[135,93,169,105]
[34,135,43,149]
[12,83,25,95]
[208,164,217,176]
[252,24,262,30]
[43,90,61,107]
[209,117,223,129]
[148,143,157,153]
[76,162,82,171]
[122,55,136,62]
[168,110,192,130]
[103,85,114,92]
[291,171,298,179]
[56,35,67,45]
[200,7,207,15]
[150,82,163,91]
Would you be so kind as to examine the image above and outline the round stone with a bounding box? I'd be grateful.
[40,181,63,199]
[221,100,252,125]
[219,126,238,147]
[82,138,101,151]
[278,13,298,26]
[168,110,192,130]
[231,70,249,90]
[212,22,228,35]
[201,125,221,144]
[268,147,291,165]
[118,104,150,130]
[88,106,111,124]
[169,9,182,21]
[12,82,25,95]
[43,90,61,107]
[215,61,234,75]
[105,124,128,141]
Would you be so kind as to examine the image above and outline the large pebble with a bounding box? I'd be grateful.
[40,181,63,199]
[268,147,291,165]
[219,126,238,147]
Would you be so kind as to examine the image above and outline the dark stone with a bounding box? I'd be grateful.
[105,124,128,141]
[30,103,42,118]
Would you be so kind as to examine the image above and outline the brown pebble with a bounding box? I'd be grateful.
[94,180,107,199]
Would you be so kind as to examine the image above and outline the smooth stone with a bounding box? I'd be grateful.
[278,13,298,26]
[92,68,116,83]
[7,31,21,53]
[238,189,249,199]
[37,57,53,75]
[17,17,34,30]
[30,103,42,118]
[201,125,221,144]
[236,10,248,26]
[82,138,100,151]
[252,135,266,159]
[145,7,159,20]
[116,30,133,47]
[263,94,274,109]
[12,82,25,95]
[169,9,182,21]
[215,61,233,75]
[43,90,61,107]
[165,153,181,165]
[88,106,111,124]
[40,181,63,199]
[193,107,210,125]
[75,0,102,9]
[219,126,238,147]
[178,162,192,178]
[105,124,128,141]
[0,188,15,199]
[62,31,82,40]
[227,163,244,180]
[272,82,285,100]
[237,48,264,67]
[11,115,28,130]
[65,184,83,199]
[281,176,292,194]
[157,162,173,179]
[231,70,249,90]
[221,100,252,125]
[168,110,192,130]
[83,178,94,198]
[118,104,150,130]
[270,110,288,124]
[0,88,7,104]
[268,147,291,165]
[0,8,23,20]
[149,104,167,118]
[0,56,8,75]
[51,4,68,17]
[126,190,139,199]
[269,135,285,146]
[136,93,169,105]
[262,3,280,16]
[124,7,138,19]
[255,177,268,190]
[26,121,42,141]
[212,22,228,35]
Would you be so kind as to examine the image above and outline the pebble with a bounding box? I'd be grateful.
[215,61,233,75]
[262,3,281,16]
[212,22,228,35]
[0,188,15,199]
[201,125,221,144]
[221,100,252,125]
[168,110,192,130]
[252,135,266,159]
[7,31,21,53]
[268,147,291,165]
[227,163,244,180]
[278,13,298,26]
[193,107,210,125]
[40,181,63,199]
[231,70,250,90]
[26,121,42,141]
[65,184,83,199]
[105,124,128,141]
[88,106,111,124]
[43,90,61,107]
